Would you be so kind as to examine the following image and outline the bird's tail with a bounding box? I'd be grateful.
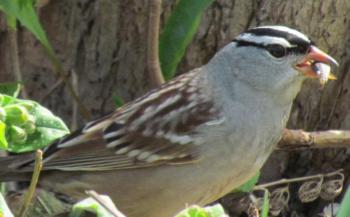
[0,153,35,182]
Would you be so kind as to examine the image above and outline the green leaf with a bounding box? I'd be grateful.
[159,0,215,80]
[204,204,227,217]
[236,172,260,192]
[0,94,15,106]
[112,95,124,108]
[336,186,350,217]
[260,190,269,217]
[0,0,54,54]
[70,195,118,217]
[0,107,5,122]
[5,14,16,30]
[0,82,22,97]
[175,204,227,217]
[0,192,14,217]
[18,0,37,8]
[0,95,69,153]
[175,206,208,217]
[8,99,69,152]
[0,120,8,149]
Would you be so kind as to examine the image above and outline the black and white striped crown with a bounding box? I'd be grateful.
[233,26,312,55]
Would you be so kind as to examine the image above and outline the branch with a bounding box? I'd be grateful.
[278,129,350,150]
[147,0,165,87]
[253,169,343,190]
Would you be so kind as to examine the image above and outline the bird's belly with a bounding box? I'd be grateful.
[42,164,240,217]
[41,137,276,217]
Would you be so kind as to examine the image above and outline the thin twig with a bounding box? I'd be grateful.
[45,48,91,120]
[39,70,71,102]
[253,169,343,190]
[18,150,43,217]
[71,69,78,130]
[147,0,165,87]
[7,26,28,98]
[85,190,126,217]
[278,129,350,150]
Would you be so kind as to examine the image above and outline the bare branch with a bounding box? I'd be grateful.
[278,129,350,150]
[147,0,165,87]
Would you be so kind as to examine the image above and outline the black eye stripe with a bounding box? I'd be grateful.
[232,40,309,55]
[245,28,311,47]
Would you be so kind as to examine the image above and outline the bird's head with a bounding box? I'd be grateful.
[211,26,338,101]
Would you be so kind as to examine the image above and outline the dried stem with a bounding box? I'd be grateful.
[7,26,28,98]
[147,0,165,87]
[254,169,343,190]
[278,129,350,150]
[18,150,43,217]
[85,190,126,217]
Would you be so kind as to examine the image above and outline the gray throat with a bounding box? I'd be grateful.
[199,52,299,170]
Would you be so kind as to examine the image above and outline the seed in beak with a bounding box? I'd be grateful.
[311,62,336,85]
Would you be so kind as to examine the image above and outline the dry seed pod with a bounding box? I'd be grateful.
[298,178,323,203]
[247,203,260,217]
[253,197,264,211]
[270,207,281,216]
[320,173,344,201]
[248,193,264,210]
[270,186,290,216]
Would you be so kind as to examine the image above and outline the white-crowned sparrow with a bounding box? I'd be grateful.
[0,26,338,217]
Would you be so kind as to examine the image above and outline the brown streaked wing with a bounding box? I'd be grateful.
[25,69,218,171]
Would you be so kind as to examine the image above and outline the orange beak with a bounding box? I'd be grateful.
[295,46,338,83]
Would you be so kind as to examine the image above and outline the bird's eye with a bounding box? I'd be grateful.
[266,44,287,58]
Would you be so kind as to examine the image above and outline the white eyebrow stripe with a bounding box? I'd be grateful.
[236,33,292,47]
[255,26,310,42]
